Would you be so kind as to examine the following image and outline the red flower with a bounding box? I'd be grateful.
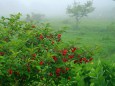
[82,57,87,61]
[56,68,61,73]
[66,67,69,71]
[52,56,58,62]
[68,55,74,59]
[31,25,36,28]
[32,53,36,57]
[0,52,4,56]
[82,57,89,63]
[8,69,13,75]
[79,58,83,63]
[39,61,44,65]
[89,57,93,62]
[52,41,54,44]
[31,54,36,60]
[62,49,68,56]
[57,34,61,42]
[39,34,44,40]
[56,68,61,76]
[79,58,88,63]
[85,59,89,63]
[71,47,77,52]
[62,58,68,62]
[58,34,61,38]
[48,72,53,76]
[56,73,60,76]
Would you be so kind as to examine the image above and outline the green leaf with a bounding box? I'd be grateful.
[36,66,41,70]
[0,56,4,59]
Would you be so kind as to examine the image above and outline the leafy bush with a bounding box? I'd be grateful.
[0,13,93,86]
[0,13,115,86]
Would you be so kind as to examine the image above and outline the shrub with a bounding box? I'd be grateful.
[0,13,93,86]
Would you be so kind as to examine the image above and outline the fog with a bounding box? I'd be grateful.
[0,0,115,18]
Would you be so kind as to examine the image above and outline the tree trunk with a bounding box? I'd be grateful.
[76,17,80,29]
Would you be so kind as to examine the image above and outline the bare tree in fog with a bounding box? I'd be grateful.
[26,13,45,22]
[66,0,94,26]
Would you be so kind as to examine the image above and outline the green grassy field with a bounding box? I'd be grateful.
[48,18,115,61]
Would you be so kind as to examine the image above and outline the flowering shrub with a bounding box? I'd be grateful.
[0,13,93,86]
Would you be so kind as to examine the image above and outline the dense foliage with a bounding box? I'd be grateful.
[0,13,114,86]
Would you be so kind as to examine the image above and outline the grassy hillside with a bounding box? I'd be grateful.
[48,18,115,61]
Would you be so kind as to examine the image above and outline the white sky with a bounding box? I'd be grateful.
[0,0,115,16]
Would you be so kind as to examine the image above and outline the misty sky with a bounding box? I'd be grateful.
[0,0,115,17]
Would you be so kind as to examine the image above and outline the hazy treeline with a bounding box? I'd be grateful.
[0,0,115,19]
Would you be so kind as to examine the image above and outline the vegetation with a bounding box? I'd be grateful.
[0,1,115,85]
[0,13,94,86]
[49,17,115,86]
[0,12,115,86]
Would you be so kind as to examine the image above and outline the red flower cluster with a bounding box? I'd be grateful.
[8,69,13,75]
[55,67,70,77]
[32,53,36,57]
[58,34,61,38]
[56,68,61,76]
[52,41,54,44]
[68,55,74,59]
[89,57,93,61]
[52,56,58,62]
[74,57,93,64]
[48,72,53,76]
[31,54,36,60]
[39,34,44,40]
[39,61,44,65]
[57,34,61,42]
[62,58,68,62]
[62,49,68,56]
[82,57,88,63]
[0,52,4,56]
[65,67,69,71]
[71,47,77,52]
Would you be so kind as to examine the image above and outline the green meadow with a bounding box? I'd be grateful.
[49,18,115,61]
